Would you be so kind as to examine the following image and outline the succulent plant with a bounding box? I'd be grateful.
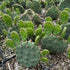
[35,35,40,45]
[60,10,69,24]
[40,49,49,62]
[24,9,34,16]
[31,1,42,14]
[20,13,31,21]
[44,21,54,35]
[53,24,61,36]
[25,21,34,30]
[46,6,59,20]
[60,27,67,38]
[45,16,52,22]
[32,14,42,26]
[10,31,20,45]
[13,4,24,13]
[26,28,34,38]
[20,28,27,41]
[64,8,70,13]
[18,20,25,28]
[45,2,53,10]
[41,35,68,54]
[61,23,70,39]
[59,0,70,11]
[26,1,32,9]
[35,28,42,36]
[3,14,12,27]
[6,39,15,49]
[16,41,40,67]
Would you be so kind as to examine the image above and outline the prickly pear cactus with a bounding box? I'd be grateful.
[32,14,42,26]
[60,10,69,24]
[20,13,30,21]
[35,28,42,36]
[61,23,70,39]
[3,14,12,27]
[44,21,54,35]
[53,24,61,35]
[59,0,70,11]
[41,36,68,54]
[31,1,42,14]
[13,4,24,13]
[46,6,59,20]
[0,17,8,35]
[16,41,40,67]
[45,16,52,22]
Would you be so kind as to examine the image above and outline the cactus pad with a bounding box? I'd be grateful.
[16,42,40,67]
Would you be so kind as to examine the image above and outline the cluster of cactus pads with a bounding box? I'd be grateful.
[6,29,49,67]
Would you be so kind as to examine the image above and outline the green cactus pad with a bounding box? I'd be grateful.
[16,42,40,67]
[35,28,42,36]
[53,24,61,35]
[6,39,15,49]
[20,28,27,41]
[46,6,59,20]
[44,21,54,35]
[10,31,20,45]
[3,14,12,26]
[41,36,68,54]
[60,11,69,24]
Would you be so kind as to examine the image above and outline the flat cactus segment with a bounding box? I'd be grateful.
[20,28,27,41]
[3,14,12,26]
[53,24,61,35]
[10,31,20,45]
[6,39,15,49]
[16,42,40,67]
[60,11,69,24]
[44,21,54,35]
[41,36,68,54]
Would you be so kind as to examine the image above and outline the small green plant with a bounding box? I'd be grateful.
[45,16,52,22]
[31,1,42,14]
[60,27,67,38]
[40,49,49,62]
[20,28,27,41]
[46,6,59,20]
[6,8,11,16]
[44,21,54,35]
[18,20,25,28]
[24,9,34,16]
[32,14,42,26]
[26,28,34,38]
[3,14,12,26]
[64,8,70,13]
[20,13,31,21]
[10,31,20,45]
[13,4,24,13]
[26,1,32,9]
[41,35,68,54]
[6,39,15,49]
[35,35,40,45]
[35,28,42,36]
[60,10,69,24]
[53,24,61,35]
